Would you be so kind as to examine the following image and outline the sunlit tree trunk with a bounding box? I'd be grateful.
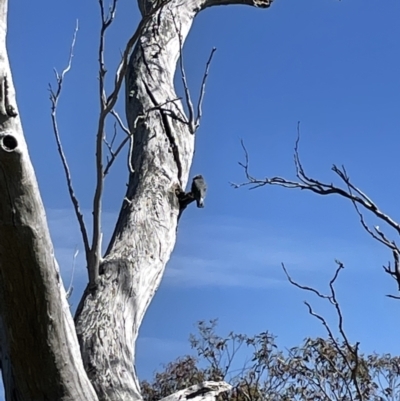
[74,1,272,400]
[0,0,272,400]
[0,0,98,400]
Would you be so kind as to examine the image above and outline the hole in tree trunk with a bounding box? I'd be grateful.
[1,135,18,151]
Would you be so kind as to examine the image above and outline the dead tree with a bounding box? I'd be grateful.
[0,0,274,400]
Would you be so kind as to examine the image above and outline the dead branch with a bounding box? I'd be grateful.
[103,135,130,177]
[106,97,186,177]
[195,47,217,129]
[281,263,331,301]
[111,109,130,136]
[171,11,216,134]
[66,248,79,300]
[283,262,364,401]
[172,11,195,132]
[48,21,91,261]
[89,0,119,289]
[103,110,131,177]
[103,123,118,157]
[235,125,400,292]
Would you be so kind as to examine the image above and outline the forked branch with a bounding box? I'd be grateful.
[171,11,216,134]
[103,110,131,177]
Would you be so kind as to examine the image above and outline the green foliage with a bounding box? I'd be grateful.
[141,320,400,401]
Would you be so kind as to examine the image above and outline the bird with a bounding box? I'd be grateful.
[191,175,207,208]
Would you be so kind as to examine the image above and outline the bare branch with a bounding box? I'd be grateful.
[236,128,400,291]
[103,135,130,177]
[48,21,90,261]
[111,109,130,136]
[102,110,131,176]
[99,0,118,27]
[171,11,195,133]
[103,123,118,157]
[170,11,216,134]
[90,0,119,288]
[285,262,364,401]
[194,47,217,130]
[386,294,400,300]
[281,263,331,301]
[66,248,79,300]
[294,122,316,187]
[230,140,259,188]
[106,97,185,177]
[382,249,400,293]
[98,0,118,105]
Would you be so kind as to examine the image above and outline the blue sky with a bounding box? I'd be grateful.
[5,0,400,390]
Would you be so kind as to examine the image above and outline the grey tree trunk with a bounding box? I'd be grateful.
[0,0,98,400]
[0,0,273,400]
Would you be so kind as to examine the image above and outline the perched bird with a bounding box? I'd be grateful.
[191,175,207,208]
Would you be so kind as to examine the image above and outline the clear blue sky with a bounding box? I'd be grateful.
[5,0,400,389]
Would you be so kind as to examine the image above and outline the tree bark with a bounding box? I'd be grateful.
[74,1,273,401]
[0,1,98,400]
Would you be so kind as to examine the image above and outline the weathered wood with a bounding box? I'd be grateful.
[160,381,232,401]
[0,1,98,400]
[74,1,273,400]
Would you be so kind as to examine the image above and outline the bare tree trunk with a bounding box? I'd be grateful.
[0,1,98,400]
[74,1,273,401]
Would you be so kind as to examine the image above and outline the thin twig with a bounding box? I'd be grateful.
[281,263,331,300]
[48,21,90,260]
[103,123,118,156]
[171,10,195,133]
[386,294,400,300]
[194,47,217,130]
[342,172,396,250]
[102,110,132,176]
[66,248,79,300]
[111,109,130,136]
[103,136,130,177]
[170,11,215,134]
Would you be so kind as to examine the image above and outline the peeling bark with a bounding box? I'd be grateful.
[74,1,273,400]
